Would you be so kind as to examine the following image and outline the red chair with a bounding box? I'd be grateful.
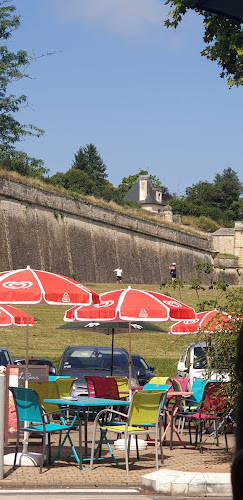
[84,375,120,399]
[175,381,228,451]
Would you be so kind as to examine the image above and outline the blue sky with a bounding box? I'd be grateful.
[9,0,243,196]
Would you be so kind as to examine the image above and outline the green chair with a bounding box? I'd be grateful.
[9,386,82,473]
[90,389,167,474]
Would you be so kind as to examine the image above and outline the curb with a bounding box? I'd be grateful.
[141,469,232,497]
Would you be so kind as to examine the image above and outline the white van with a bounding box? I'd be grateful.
[176,341,229,391]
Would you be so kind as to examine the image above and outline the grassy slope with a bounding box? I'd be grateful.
[0,282,233,377]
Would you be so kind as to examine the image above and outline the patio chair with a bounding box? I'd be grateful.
[148,376,170,385]
[90,389,167,474]
[9,386,82,473]
[55,377,76,398]
[28,380,60,414]
[177,378,208,438]
[84,375,120,399]
[175,381,228,451]
[169,377,189,392]
[107,376,129,399]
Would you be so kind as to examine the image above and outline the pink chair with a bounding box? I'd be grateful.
[170,377,189,392]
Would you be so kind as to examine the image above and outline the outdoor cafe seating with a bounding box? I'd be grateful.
[8,386,82,473]
[90,388,167,474]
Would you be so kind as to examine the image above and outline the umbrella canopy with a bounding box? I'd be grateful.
[168,310,241,335]
[192,0,243,23]
[0,266,100,305]
[64,287,196,392]
[66,287,196,323]
[0,305,34,327]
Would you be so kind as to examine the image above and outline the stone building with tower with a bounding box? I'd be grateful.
[123,175,180,223]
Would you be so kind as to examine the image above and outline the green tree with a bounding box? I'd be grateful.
[0,2,44,151]
[164,1,243,87]
[185,181,216,206]
[213,167,243,212]
[72,144,108,187]
[0,150,48,179]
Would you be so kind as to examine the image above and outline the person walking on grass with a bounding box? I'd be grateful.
[169,262,176,282]
[113,266,122,284]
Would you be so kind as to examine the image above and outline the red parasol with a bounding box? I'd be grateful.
[0,266,99,463]
[0,305,34,327]
[168,309,242,335]
[64,287,196,393]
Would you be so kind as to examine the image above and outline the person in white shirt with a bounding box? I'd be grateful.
[113,266,122,284]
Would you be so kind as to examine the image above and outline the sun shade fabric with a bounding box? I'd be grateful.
[192,0,243,23]
[0,267,99,305]
[168,310,242,335]
[65,287,196,323]
[0,305,34,326]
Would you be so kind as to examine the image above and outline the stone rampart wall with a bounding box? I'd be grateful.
[0,177,240,285]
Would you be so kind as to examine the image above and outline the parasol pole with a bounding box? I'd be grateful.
[128,321,132,400]
[111,328,114,376]
[23,303,30,454]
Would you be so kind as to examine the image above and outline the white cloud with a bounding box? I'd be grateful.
[55,0,168,39]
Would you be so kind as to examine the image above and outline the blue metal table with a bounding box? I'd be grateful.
[44,397,130,467]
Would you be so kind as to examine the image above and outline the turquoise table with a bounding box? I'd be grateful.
[44,397,130,467]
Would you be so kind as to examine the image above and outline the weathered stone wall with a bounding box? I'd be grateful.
[0,177,240,285]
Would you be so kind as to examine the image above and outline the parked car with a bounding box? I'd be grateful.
[13,357,56,375]
[132,354,155,386]
[57,345,138,397]
[0,347,13,367]
[176,341,229,391]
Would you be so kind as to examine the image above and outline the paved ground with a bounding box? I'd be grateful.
[0,422,234,489]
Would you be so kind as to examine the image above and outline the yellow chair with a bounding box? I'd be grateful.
[28,380,60,414]
[148,376,170,385]
[55,377,76,398]
[107,376,129,399]
[90,389,167,474]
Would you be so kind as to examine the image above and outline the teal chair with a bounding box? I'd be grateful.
[9,386,82,473]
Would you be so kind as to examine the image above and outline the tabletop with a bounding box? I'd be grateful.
[44,397,130,407]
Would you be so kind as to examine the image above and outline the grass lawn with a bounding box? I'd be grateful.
[0,282,236,377]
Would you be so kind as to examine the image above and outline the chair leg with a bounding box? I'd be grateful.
[159,417,164,464]
[13,429,20,470]
[125,433,129,475]
[78,417,82,470]
[155,427,159,470]
[135,435,139,461]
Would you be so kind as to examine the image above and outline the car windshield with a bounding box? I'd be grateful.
[63,348,128,372]
[193,345,226,370]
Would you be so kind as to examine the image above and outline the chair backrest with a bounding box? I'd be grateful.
[84,375,96,397]
[108,376,129,399]
[168,377,182,391]
[175,377,189,392]
[200,381,226,414]
[128,390,166,427]
[28,380,60,413]
[148,376,170,385]
[84,375,120,399]
[55,377,76,398]
[9,386,43,424]
[189,378,208,408]
[143,383,170,392]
